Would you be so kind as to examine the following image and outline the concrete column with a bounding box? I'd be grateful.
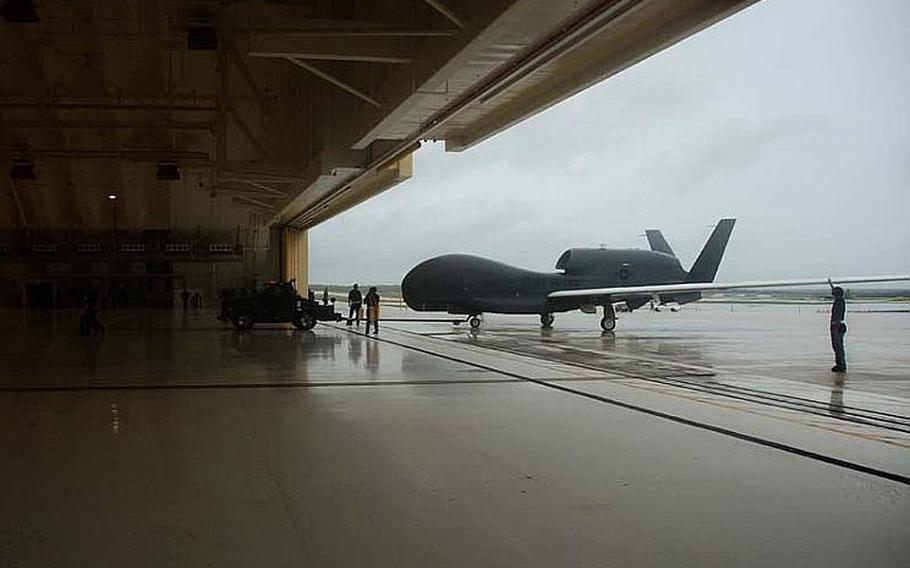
[282,228,309,290]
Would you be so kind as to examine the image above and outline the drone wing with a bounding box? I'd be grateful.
[547,274,910,299]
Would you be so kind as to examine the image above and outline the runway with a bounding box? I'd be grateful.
[1,305,908,567]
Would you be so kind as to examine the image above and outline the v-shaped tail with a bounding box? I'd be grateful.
[685,219,736,283]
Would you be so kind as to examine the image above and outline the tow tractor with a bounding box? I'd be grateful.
[222,282,341,330]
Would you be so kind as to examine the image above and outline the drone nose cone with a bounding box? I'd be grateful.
[402,257,450,311]
[401,263,426,309]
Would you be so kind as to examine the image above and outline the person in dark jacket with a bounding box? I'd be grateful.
[347,283,362,326]
[828,280,847,372]
[78,296,91,335]
[218,288,235,321]
[79,296,105,336]
[364,286,380,335]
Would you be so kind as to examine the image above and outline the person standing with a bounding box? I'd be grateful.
[78,296,91,335]
[828,280,847,372]
[87,301,105,336]
[180,289,190,311]
[364,286,380,335]
[347,283,362,326]
[80,298,105,336]
[218,288,231,321]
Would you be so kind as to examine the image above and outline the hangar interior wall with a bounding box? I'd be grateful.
[0,0,759,309]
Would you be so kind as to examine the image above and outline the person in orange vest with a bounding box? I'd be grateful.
[364,286,380,335]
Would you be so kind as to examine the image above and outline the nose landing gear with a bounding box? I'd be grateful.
[469,315,483,329]
[540,313,554,329]
[600,302,616,332]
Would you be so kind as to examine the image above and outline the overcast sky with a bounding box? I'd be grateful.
[310,0,910,285]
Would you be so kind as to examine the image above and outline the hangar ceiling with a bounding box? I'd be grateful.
[0,0,758,234]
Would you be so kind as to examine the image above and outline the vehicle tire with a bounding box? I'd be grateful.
[469,315,482,329]
[540,313,554,328]
[600,316,616,332]
[294,312,317,331]
[234,313,255,330]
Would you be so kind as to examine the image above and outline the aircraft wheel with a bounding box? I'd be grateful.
[600,316,616,332]
[234,313,255,330]
[293,312,317,331]
[540,313,554,328]
[469,315,482,329]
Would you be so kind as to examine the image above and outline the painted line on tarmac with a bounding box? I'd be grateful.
[342,325,910,486]
[457,331,910,423]
[474,340,910,432]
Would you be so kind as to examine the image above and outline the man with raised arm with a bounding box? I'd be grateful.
[828,279,847,372]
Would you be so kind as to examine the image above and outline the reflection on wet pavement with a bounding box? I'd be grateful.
[388,303,910,413]
[0,309,499,389]
[1,306,909,567]
[382,303,910,436]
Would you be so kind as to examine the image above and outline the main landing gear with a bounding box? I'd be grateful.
[540,313,554,329]
[468,315,483,329]
[600,303,617,332]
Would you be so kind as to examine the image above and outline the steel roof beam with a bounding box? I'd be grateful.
[0,149,212,162]
[423,0,465,28]
[0,120,214,131]
[229,194,277,210]
[250,50,411,65]
[218,179,291,197]
[248,34,413,64]
[283,58,382,108]
[245,27,457,38]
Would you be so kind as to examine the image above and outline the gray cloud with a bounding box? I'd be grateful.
[310,0,910,285]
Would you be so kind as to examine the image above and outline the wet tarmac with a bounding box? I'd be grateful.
[392,302,910,397]
[1,307,908,567]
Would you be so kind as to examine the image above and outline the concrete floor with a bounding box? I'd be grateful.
[1,307,908,567]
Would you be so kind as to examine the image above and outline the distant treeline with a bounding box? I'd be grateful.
[310,284,403,299]
[705,287,909,303]
[721,288,909,300]
[309,284,909,303]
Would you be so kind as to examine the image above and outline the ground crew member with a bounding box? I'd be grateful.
[78,296,91,335]
[218,288,230,321]
[347,283,362,326]
[828,279,847,372]
[79,297,105,336]
[365,286,380,335]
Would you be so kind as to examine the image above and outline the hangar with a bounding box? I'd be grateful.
[10,2,907,567]
[0,0,757,306]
